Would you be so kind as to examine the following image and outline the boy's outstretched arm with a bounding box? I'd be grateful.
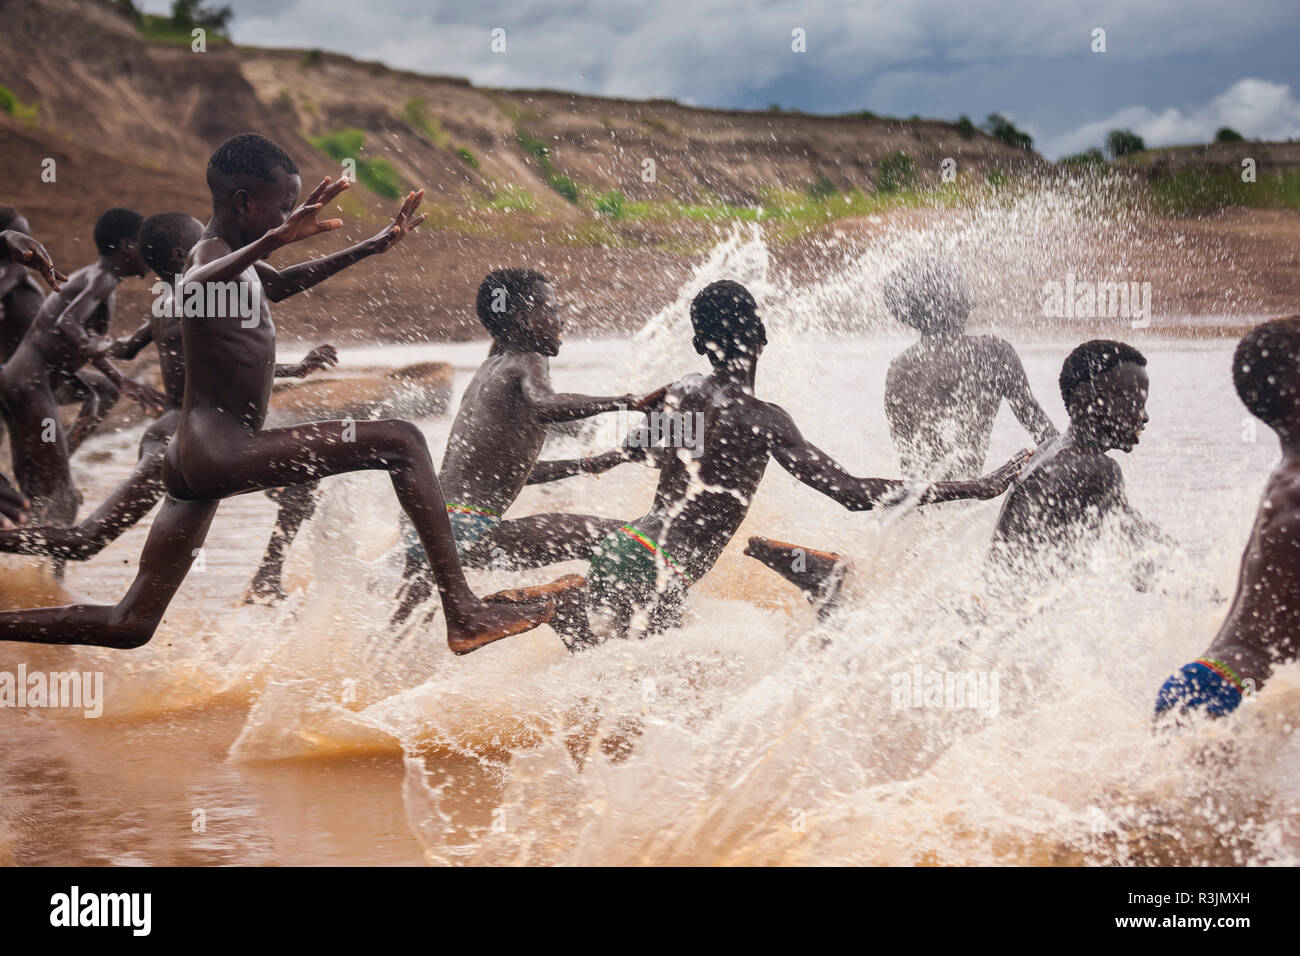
[53,282,166,414]
[994,339,1058,443]
[526,444,646,484]
[767,404,1029,510]
[257,188,427,302]
[184,175,353,287]
[518,357,668,423]
[274,344,338,378]
[107,320,154,360]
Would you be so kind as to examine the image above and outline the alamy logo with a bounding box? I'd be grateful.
[1041,273,1152,327]
[50,886,151,936]
[891,666,999,718]
[152,277,262,327]
[0,664,103,718]
[618,405,704,458]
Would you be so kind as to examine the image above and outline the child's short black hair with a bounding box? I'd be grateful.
[475,268,548,339]
[690,280,766,365]
[139,212,203,277]
[93,207,144,256]
[208,132,299,182]
[0,206,22,232]
[881,257,971,334]
[1233,316,1300,427]
[1059,339,1147,405]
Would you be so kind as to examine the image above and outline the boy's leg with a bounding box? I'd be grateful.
[467,513,625,569]
[244,481,320,603]
[3,376,79,528]
[744,536,849,619]
[0,495,219,648]
[393,512,623,625]
[172,418,553,653]
[60,369,120,453]
[0,411,173,560]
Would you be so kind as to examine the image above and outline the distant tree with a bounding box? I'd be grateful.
[955,115,976,140]
[982,113,1033,150]
[1058,148,1107,166]
[1215,126,1246,143]
[1105,128,1145,159]
[170,0,233,32]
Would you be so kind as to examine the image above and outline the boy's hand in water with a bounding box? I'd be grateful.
[364,190,427,254]
[266,176,348,248]
[627,383,671,412]
[120,378,169,416]
[968,448,1034,499]
[1,230,66,291]
[293,344,339,377]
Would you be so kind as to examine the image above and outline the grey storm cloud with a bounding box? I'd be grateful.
[147,0,1300,156]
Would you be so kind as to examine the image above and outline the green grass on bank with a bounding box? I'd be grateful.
[1149,168,1300,216]
[309,128,404,198]
[0,84,36,121]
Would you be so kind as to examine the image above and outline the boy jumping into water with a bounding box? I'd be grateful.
[0,208,167,530]
[0,212,333,603]
[882,257,1057,480]
[486,280,1030,648]
[0,132,552,652]
[1155,317,1300,720]
[985,340,1172,586]
[393,267,667,622]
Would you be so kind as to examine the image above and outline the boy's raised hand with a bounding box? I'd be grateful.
[267,176,348,247]
[969,448,1034,499]
[2,230,67,291]
[365,190,427,254]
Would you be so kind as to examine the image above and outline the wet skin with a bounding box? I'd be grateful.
[0,214,51,360]
[1196,352,1300,693]
[0,165,551,652]
[0,240,166,530]
[493,337,1031,645]
[886,332,1057,479]
[0,221,336,602]
[394,280,666,620]
[986,360,1169,584]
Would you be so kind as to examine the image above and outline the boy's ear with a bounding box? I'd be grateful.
[692,333,708,357]
[232,188,251,218]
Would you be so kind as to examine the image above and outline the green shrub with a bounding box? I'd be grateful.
[309,128,403,198]
[983,113,1033,150]
[1058,148,1107,166]
[806,175,838,201]
[1215,127,1245,143]
[877,152,916,193]
[955,115,975,140]
[594,190,625,218]
[1106,128,1146,159]
[456,148,479,169]
[0,85,37,120]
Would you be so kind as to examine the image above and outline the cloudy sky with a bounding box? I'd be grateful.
[147,0,1300,158]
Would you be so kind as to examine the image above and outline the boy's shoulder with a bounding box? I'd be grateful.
[1263,459,1300,513]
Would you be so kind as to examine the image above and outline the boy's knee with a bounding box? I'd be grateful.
[104,608,158,649]
[387,419,429,456]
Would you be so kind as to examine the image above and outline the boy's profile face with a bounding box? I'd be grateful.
[236,167,302,245]
[114,240,149,278]
[514,281,562,356]
[1071,360,1149,452]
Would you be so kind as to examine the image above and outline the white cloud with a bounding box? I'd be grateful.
[1044,78,1300,158]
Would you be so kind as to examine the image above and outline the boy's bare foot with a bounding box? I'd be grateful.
[483,574,592,651]
[744,536,850,619]
[445,600,556,655]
